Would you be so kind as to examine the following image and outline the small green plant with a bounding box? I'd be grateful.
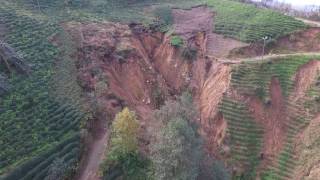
[170,35,184,47]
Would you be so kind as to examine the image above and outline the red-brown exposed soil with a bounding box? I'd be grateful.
[229,28,320,58]
[247,77,287,170]
[172,6,247,58]
[172,6,214,40]
[64,6,320,180]
[294,114,320,180]
[206,33,248,58]
[291,60,320,102]
[65,6,235,179]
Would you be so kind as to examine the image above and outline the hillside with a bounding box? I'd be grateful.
[1,0,320,180]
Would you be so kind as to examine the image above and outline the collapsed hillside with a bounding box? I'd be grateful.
[65,6,233,179]
[2,0,320,179]
[65,5,231,154]
[63,5,320,179]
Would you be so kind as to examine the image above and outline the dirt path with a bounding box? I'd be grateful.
[216,52,320,64]
[295,17,320,27]
[77,128,109,180]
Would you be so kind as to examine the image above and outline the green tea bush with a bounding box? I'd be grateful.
[170,35,184,47]
[151,92,203,180]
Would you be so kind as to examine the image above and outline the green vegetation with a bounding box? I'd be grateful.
[151,92,203,180]
[108,108,139,159]
[0,2,85,178]
[228,56,320,179]
[219,98,263,179]
[211,160,231,180]
[0,0,315,179]
[151,117,203,180]
[102,108,150,180]
[231,56,320,98]
[9,0,306,43]
[206,0,306,42]
[170,35,184,47]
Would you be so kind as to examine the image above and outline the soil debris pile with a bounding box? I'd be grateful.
[172,6,214,40]
[291,60,320,102]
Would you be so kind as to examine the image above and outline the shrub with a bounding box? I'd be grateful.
[211,160,231,180]
[108,108,139,160]
[151,92,203,180]
[151,117,203,180]
[102,108,150,180]
[170,35,184,47]
[45,158,67,180]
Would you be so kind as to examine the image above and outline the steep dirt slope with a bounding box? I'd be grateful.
[65,6,237,179]
[291,60,320,102]
[248,78,287,159]
[64,5,320,180]
[294,115,320,180]
[229,28,320,58]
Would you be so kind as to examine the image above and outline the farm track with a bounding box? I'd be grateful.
[77,127,109,180]
[216,52,320,64]
[295,17,320,27]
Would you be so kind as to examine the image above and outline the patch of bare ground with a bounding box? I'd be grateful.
[290,60,320,102]
[229,28,320,59]
[172,6,214,40]
[246,77,287,171]
[294,114,320,180]
[76,118,109,180]
[192,60,231,152]
[172,6,247,58]
[206,33,248,58]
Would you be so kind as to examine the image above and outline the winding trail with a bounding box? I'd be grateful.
[75,118,109,180]
[295,17,320,28]
[215,52,320,64]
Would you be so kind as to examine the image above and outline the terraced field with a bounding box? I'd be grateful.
[220,56,320,179]
[0,2,85,179]
[219,98,264,179]
[206,0,307,42]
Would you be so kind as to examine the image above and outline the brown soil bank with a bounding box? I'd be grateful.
[248,77,287,160]
[64,6,320,180]
[229,28,320,58]
[294,115,320,180]
[65,6,233,179]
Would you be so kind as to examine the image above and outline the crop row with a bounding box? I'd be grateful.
[219,98,264,179]
[0,3,84,177]
[206,0,306,42]
[230,57,320,179]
